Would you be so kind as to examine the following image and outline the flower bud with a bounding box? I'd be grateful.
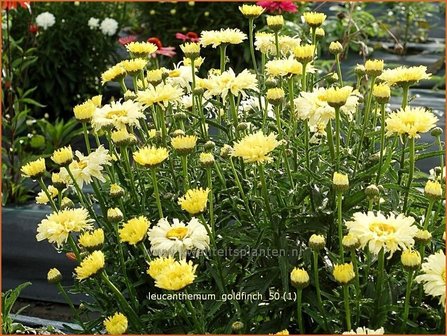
[47,268,62,284]
[265,78,278,89]
[266,15,284,32]
[365,184,380,200]
[431,127,443,137]
[329,41,343,55]
[354,64,365,76]
[204,141,215,151]
[172,129,186,138]
[315,27,325,38]
[333,172,349,192]
[107,208,124,223]
[364,59,384,77]
[414,229,432,245]
[309,234,325,251]
[333,263,355,285]
[110,184,125,198]
[174,112,188,120]
[266,88,285,106]
[237,122,249,131]
[342,233,360,250]
[290,267,310,289]
[232,321,245,333]
[61,197,75,209]
[424,180,443,200]
[52,173,66,190]
[220,144,233,158]
[401,249,421,271]
[199,152,215,167]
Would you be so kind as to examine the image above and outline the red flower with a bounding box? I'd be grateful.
[147,37,176,58]
[118,35,137,46]
[2,0,29,10]
[256,0,297,14]
[28,23,38,34]
[176,31,200,42]
[147,37,163,50]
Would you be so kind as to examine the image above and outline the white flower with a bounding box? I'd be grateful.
[92,100,144,131]
[239,96,273,119]
[204,68,257,100]
[100,18,118,36]
[148,217,210,258]
[415,250,446,308]
[59,146,111,188]
[36,12,56,30]
[88,17,100,30]
[345,211,418,257]
[343,327,385,335]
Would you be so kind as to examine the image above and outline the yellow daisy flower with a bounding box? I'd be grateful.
[385,107,438,139]
[104,312,128,335]
[232,131,280,163]
[21,158,46,179]
[119,216,150,245]
[133,146,169,168]
[178,187,210,215]
[75,250,105,280]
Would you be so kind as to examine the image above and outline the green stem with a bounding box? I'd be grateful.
[376,103,386,184]
[258,163,272,219]
[56,283,86,330]
[301,63,308,91]
[38,179,57,211]
[297,288,304,334]
[402,137,415,214]
[326,121,336,167]
[219,44,228,72]
[82,122,91,154]
[313,251,328,330]
[274,31,280,59]
[343,285,351,331]
[334,106,341,170]
[100,272,142,330]
[335,54,343,86]
[185,294,205,333]
[206,168,215,234]
[374,248,385,325]
[151,168,163,219]
[181,155,189,192]
[353,76,376,176]
[337,191,344,261]
[248,18,258,73]
[351,250,361,325]
[67,235,80,261]
[401,85,409,109]
[401,270,414,333]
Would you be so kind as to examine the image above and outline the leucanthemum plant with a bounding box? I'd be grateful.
[22,5,444,335]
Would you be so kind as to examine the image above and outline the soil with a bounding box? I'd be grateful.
[12,298,74,323]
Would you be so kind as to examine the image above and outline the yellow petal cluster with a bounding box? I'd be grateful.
[333,263,355,284]
[232,131,280,163]
[101,65,126,84]
[73,100,96,122]
[126,41,157,57]
[75,250,105,280]
[378,65,431,87]
[147,257,197,291]
[385,107,438,139]
[201,28,247,48]
[104,312,128,335]
[119,216,150,245]
[239,4,264,18]
[133,146,169,168]
[79,228,104,250]
[178,188,210,215]
[319,86,353,108]
[171,135,198,154]
[303,12,326,27]
[290,267,310,288]
[293,44,315,63]
[21,158,46,178]
[51,146,73,166]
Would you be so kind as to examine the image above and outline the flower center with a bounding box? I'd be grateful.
[166,227,188,240]
[369,222,396,236]
[106,109,127,119]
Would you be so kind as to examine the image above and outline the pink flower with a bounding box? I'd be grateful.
[2,0,29,11]
[176,31,200,42]
[256,0,297,14]
[147,37,176,58]
[118,35,137,46]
